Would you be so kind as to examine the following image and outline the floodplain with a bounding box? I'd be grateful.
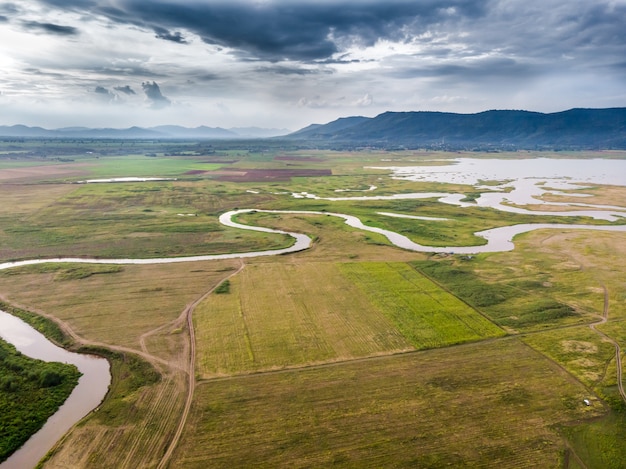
[0,141,625,468]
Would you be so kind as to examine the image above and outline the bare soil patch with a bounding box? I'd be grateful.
[0,164,91,181]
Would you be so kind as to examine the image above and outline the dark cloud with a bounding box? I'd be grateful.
[22,20,79,36]
[190,73,219,82]
[142,81,170,109]
[0,3,19,15]
[35,0,487,62]
[255,66,320,76]
[0,15,8,22]
[114,85,136,95]
[94,86,115,102]
[390,58,536,81]
[30,0,626,78]
[154,26,187,44]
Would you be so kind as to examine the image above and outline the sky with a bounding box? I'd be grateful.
[0,0,625,130]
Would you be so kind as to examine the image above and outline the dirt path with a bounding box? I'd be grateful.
[0,260,245,469]
[589,285,626,403]
[539,235,626,406]
[156,260,245,469]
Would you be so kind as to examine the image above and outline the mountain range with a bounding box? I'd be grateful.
[285,108,626,150]
[2,108,626,149]
[0,125,290,139]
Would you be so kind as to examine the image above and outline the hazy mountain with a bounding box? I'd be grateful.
[0,125,55,137]
[3,108,626,148]
[286,108,626,149]
[229,127,291,138]
[0,125,289,139]
[150,125,238,138]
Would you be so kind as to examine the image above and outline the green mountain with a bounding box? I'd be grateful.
[286,108,626,149]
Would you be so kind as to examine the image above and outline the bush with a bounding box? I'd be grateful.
[215,280,231,294]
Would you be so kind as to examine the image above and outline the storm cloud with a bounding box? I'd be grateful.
[35,0,487,61]
[142,81,170,109]
[114,85,136,95]
[154,26,187,44]
[1,0,625,129]
[22,20,78,36]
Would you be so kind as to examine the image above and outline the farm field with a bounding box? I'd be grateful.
[0,143,625,468]
[173,339,602,468]
[194,262,412,377]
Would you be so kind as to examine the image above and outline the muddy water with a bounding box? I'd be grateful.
[0,311,110,469]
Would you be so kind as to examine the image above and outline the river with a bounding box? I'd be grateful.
[0,311,110,469]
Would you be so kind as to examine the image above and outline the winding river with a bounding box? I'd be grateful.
[0,312,110,469]
[1,175,626,467]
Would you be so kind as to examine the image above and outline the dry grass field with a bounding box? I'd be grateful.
[0,260,240,351]
[172,339,601,468]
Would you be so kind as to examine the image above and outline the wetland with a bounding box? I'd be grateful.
[0,142,625,468]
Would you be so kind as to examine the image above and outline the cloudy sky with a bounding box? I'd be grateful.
[1,0,625,130]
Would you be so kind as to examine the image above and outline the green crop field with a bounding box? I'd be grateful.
[340,262,505,348]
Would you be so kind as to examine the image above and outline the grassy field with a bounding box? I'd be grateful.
[194,262,412,377]
[173,339,600,468]
[413,253,600,333]
[0,260,240,351]
[340,262,505,348]
[522,327,618,405]
[0,146,624,467]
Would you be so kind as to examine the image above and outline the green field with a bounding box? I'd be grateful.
[194,262,412,377]
[340,262,505,348]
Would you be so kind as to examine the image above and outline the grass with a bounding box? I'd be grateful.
[0,260,240,351]
[40,346,186,469]
[173,339,601,468]
[194,262,411,377]
[83,156,222,179]
[522,326,618,405]
[1,263,124,281]
[340,262,505,348]
[413,256,588,332]
[562,413,626,469]
[0,181,295,261]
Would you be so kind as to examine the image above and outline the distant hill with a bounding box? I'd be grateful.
[286,108,626,150]
[0,125,290,139]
